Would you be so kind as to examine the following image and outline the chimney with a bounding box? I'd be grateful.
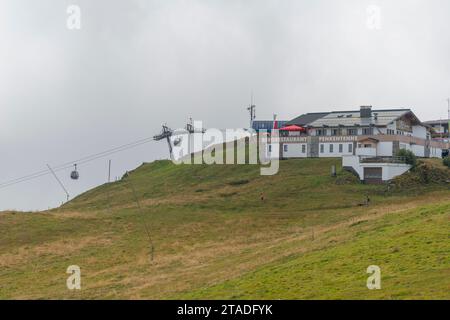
[360,106,372,118]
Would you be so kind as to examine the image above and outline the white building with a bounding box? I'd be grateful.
[423,119,449,140]
[271,106,448,159]
[264,106,449,183]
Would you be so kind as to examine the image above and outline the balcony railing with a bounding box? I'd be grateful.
[359,156,407,164]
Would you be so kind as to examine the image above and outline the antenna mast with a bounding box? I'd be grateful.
[247,93,256,129]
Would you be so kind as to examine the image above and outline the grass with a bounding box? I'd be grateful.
[179,201,450,299]
[0,158,449,299]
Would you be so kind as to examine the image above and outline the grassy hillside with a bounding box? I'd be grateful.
[0,158,449,299]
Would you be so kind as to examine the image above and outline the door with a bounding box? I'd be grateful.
[364,167,383,184]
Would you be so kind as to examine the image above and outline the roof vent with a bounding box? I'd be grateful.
[360,106,372,118]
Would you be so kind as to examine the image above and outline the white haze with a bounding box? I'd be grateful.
[1,0,449,210]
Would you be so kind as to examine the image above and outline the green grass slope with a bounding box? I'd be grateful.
[181,200,450,299]
[0,158,449,299]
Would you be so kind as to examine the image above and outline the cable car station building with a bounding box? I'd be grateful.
[266,106,448,160]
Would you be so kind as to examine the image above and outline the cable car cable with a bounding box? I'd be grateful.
[0,136,156,190]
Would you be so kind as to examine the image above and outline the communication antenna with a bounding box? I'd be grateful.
[153,124,174,159]
[247,94,256,129]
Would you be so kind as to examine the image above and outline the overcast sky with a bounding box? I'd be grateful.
[1,0,450,211]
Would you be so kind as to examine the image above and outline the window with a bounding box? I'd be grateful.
[329,144,334,153]
[362,128,373,135]
[320,144,324,153]
[348,128,356,136]
[268,145,272,152]
[302,144,306,153]
[348,144,353,153]
[331,129,339,136]
[387,129,395,135]
[283,145,288,152]
[339,144,343,153]
[316,129,324,136]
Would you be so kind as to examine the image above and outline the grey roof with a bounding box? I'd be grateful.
[424,119,450,125]
[286,112,328,126]
[307,109,414,127]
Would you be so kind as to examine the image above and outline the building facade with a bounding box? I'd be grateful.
[252,120,288,132]
[267,106,448,159]
[423,119,449,138]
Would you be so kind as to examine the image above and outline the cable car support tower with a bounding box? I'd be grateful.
[153,124,174,159]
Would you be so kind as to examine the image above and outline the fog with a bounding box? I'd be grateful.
[1,0,449,210]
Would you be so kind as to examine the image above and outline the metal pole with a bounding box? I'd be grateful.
[47,164,70,202]
[247,103,255,129]
[166,136,173,159]
[108,160,111,183]
[126,178,154,262]
[447,98,450,137]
